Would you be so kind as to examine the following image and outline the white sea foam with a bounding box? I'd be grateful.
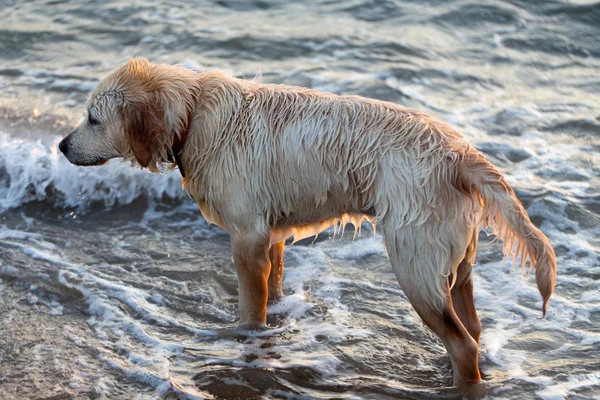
[0,132,185,212]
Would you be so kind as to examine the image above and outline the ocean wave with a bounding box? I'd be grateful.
[0,132,185,212]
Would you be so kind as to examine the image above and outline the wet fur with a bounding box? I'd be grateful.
[59,59,557,386]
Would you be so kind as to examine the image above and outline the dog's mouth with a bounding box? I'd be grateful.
[71,157,109,167]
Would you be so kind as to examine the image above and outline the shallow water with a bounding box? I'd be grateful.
[0,0,599,399]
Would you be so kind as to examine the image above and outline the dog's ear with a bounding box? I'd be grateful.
[123,100,166,168]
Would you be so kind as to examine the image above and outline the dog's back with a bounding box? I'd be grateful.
[191,76,475,230]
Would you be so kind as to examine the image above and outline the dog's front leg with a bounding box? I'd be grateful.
[231,233,271,330]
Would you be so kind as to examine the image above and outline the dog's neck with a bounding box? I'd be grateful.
[171,77,255,180]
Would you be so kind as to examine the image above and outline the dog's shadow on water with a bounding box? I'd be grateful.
[181,325,299,398]
[178,321,499,400]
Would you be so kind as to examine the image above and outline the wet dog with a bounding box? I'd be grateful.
[59,59,556,387]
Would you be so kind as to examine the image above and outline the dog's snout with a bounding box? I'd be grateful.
[58,137,69,155]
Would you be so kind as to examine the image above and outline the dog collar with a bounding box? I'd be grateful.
[171,108,194,178]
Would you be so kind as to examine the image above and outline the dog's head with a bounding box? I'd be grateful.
[59,59,199,171]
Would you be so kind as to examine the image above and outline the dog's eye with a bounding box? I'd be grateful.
[88,114,100,125]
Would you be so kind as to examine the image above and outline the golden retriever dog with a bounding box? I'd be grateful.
[58,59,556,387]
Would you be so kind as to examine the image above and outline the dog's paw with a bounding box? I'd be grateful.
[236,322,269,332]
[458,379,490,400]
[267,294,283,305]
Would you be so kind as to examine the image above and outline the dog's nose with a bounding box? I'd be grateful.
[58,137,69,155]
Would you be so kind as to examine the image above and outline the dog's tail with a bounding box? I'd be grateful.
[461,148,556,317]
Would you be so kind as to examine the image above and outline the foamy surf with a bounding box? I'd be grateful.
[0,221,376,398]
[0,132,185,212]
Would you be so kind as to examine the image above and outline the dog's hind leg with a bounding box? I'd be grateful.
[383,223,481,387]
[268,241,285,302]
[231,232,271,329]
[450,232,482,343]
